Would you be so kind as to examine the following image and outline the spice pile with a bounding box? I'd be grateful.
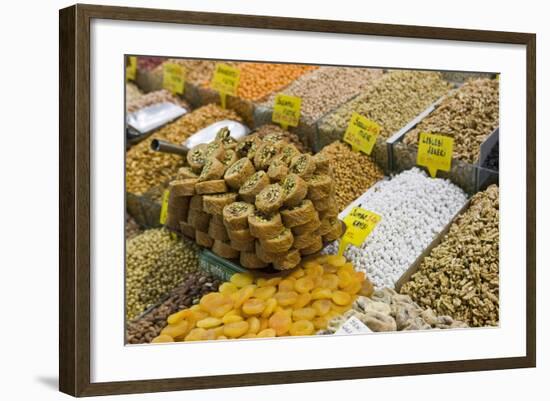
[325,168,467,289]
[166,129,341,271]
[403,78,499,163]
[127,271,222,344]
[126,104,242,195]
[125,228,200,320]
[318,141,384,211]
[126,89,190,113]
[262,67,383,124]
[400,185,499,327]
[320,289,468,334]
[151,254,371,342]
[318,71,452,146]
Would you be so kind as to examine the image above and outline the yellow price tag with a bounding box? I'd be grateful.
[416,132,454,178]
[343,112,380,155]
[163,62,186,94]
[126,56,137,81]
[338,207,381,256]
[159,189,170,225]
[272,94,301,130]
[211,63,240,108]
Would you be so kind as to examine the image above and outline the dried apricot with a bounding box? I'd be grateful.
[343,281,362,295]
[359,279,374,297]
[306,263,324,277]
[313,316,328,330]
[263,277,282,287]
[269,311,292,335]
[161,320,189,339]
[254,285,277,300]
[261,298,278,318]
[223,321,249,338]
[289,320,314,336]
[197,317,223,329]
[167,309,192,325]
[337,270,353,288]
[340,263,355,274]
[332,290,352,306]
[278,279,296,292]
[312,299,332,316]
[219,282,239,295]
[203,329,217,341]
[274,291,298,306]
[217,335,228,340]
[230,273,254,288]
[247,317,261,334]
[185,328,207,341]
[294,277,314,294]
[293,293,312,309]
[233,285,257,309]
[151,334,174,343]
[292,307,316,321]
[331,304,349,314]
[256,278,267,287]
[325,255,346,267]
[289,268,306,279]
[222,314,244,324]
[311,288,332,300]
[321,274,339,290]
[259,317,269,331]
[257,328,276,338]
[241,333,257,339]
[242,298,266,315]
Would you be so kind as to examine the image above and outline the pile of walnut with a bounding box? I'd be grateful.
[320,288,468,334]
[165,128,342,271]
[400,185,499,327]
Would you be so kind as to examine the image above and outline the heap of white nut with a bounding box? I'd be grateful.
[325,168,467,289]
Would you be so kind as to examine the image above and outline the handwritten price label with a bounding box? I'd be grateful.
[211,63,240,108]
[343,113,380,155]
[417,132,454,178]
[163,62,186,94]
[338,207,381,256]
[126,56,137,81]
[272,94,301,129]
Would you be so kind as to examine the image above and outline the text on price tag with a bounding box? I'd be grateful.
[343,112,380,155]
[272,94,301,129]
[211,63,240,96]
[126,56,137,81]
[335,316,372,335]
[159,189,170,225]
[416,132,454,178]
[163,62,186,94]
[338,207,381,255]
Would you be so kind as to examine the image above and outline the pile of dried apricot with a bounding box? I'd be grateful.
[151,254,373,343]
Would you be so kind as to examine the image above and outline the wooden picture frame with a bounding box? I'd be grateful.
[59,3,536,397]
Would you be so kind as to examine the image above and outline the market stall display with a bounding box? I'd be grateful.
[127,271,222,344]
[125,228,201,321]
[151,254,372,342]
[324,168,467,289]
[400,185,499,327]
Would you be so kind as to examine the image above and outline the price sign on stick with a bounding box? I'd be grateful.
[272,94,301,130]
[343,112,380,155]
[416,132,454,178]
[211,63,240,109]
[163,62,186,94]
[159,189,170,225]
[126,56,137,81]
[338,207,381,256]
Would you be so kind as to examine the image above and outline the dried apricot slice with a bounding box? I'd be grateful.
[167,309,192,325]
[261,298,278,318]
[230,273,254,288]
[185,328,207,341]
[257,328,276,338]
[219,282,239,295]
[223,321,249,338]
[254,285,276,300]
[247,317,261,334]
[311,288,332,300]
[161,320,189,339]
[293,293,312,309]
[292,307,316,321]
[332,290,352,306]
[233,285,257,309]
[242,298,266,315]
[289,320,314,336]
[197,317,223,329]
[269,311,292,335]
[294,277,314,294]
[274,291,298,306]
[312,299,332,316]
[151,334,174,343]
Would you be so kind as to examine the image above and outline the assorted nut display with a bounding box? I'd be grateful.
[403,78,499,163]
[125,228,200,320]
[318,141,384,211]
[151,255,370,342]
[126,58,501,343]
[325,168,467,289]
[400,185,499,327]
[166,129,341,271]
[126,104,242,195]
[318,70,452,144]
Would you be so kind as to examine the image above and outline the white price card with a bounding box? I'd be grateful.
[335,316,372,335]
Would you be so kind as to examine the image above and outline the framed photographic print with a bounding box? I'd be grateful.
[59,3,536,397]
